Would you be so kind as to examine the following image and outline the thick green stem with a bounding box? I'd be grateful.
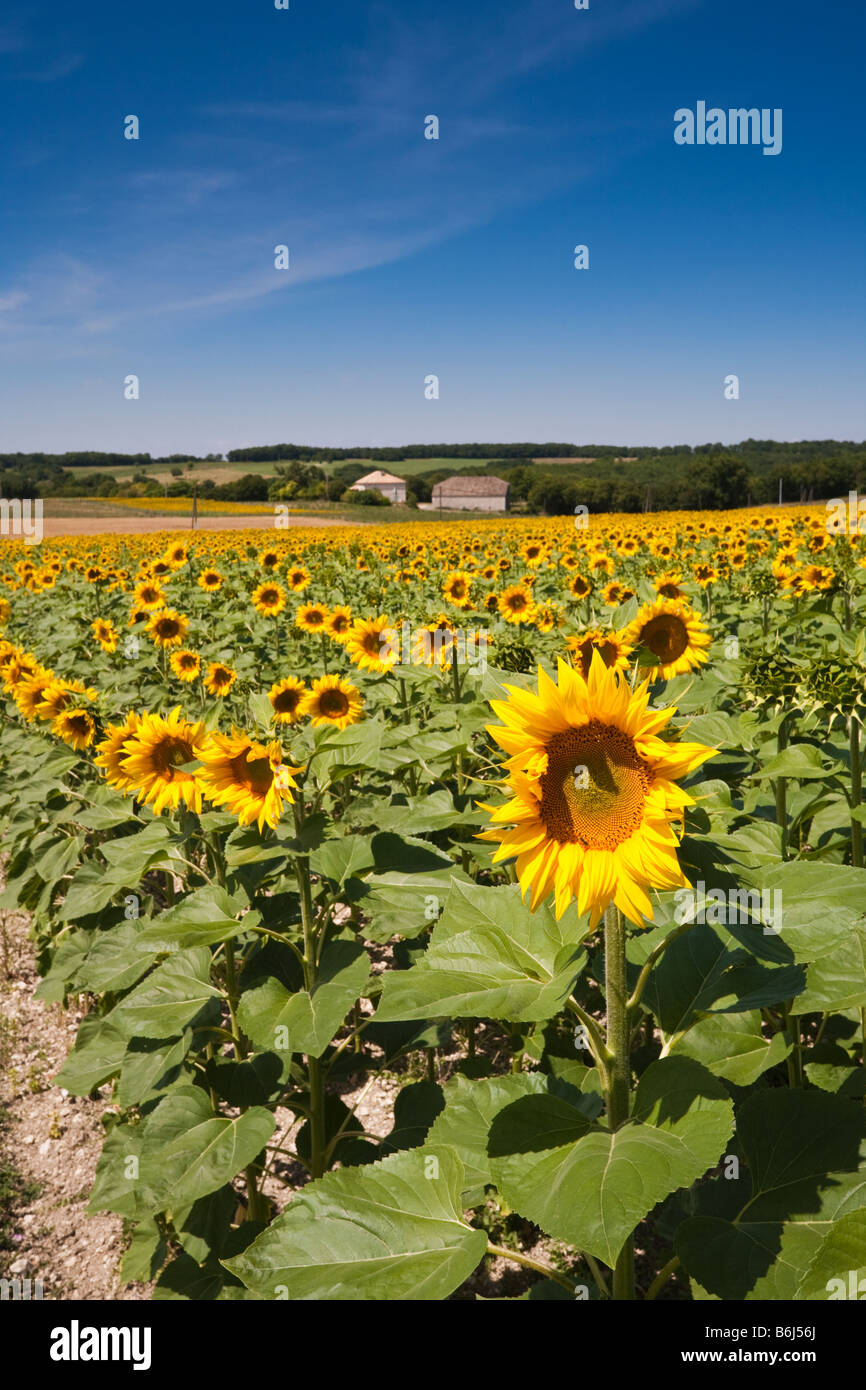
[774,716,789,860]
[604,903,635,1300]
[850,718,863,868]
[224,940,244,1057]
[222,934,268,1218]
[295,800,326,1181]
[646,1254,680,1301]
[452,650,465,794]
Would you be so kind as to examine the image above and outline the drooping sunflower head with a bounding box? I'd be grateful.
[534,603,563,635]
[91,618,119,653]
[197,731,303,831]
[624,598,712,681]
[299,674,364,730]
[120,707,209,815]
[252,582,286,618]
[35,677,97,720]
[52,707,97,750]
[479,654,717,926]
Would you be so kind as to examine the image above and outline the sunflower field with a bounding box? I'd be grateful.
[2,506,866,1303]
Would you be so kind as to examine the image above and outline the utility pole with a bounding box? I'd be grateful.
[778,476,783,506]
[191,481,198,530]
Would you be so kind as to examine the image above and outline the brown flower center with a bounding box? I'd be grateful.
[273,687,301,714]
[152,736,195,778]
[638,614,688,664]
[231,753,273,795]
[539,721,648,849]
[320,689,349,718]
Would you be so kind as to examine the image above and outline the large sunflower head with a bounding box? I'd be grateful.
[624,598,712,681]
[134,581,167,611]
[163,544,189,569]
[2,652,40,694]
[252,582,286,617]
[52,707,97,750]
[299,674,364,730]
[296,602,330,634]
[287,566,311,593]
[268,676,307,725]
[204,661,237,697]
[345,615,397,673]
[442,572,473,609]
[14,668,55,720]
[120,707,209,814]
[146,607,189,648]
[499,584,536,625]
[197,731,303,831]
[324,605,352,642]
[169,649,201,682]
[479,654,717,926]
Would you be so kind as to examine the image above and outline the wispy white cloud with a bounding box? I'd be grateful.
[0,290,29,312]
[0,0,698,357]
[8,52,84,82]
[122,168,240,207]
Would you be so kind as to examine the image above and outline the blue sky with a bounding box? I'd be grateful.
[0,0,863,454]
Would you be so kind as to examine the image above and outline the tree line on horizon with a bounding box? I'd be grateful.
[1,441,865,514]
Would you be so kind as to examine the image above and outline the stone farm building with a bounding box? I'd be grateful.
[349,470,407,504]
[431,475,510,512]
